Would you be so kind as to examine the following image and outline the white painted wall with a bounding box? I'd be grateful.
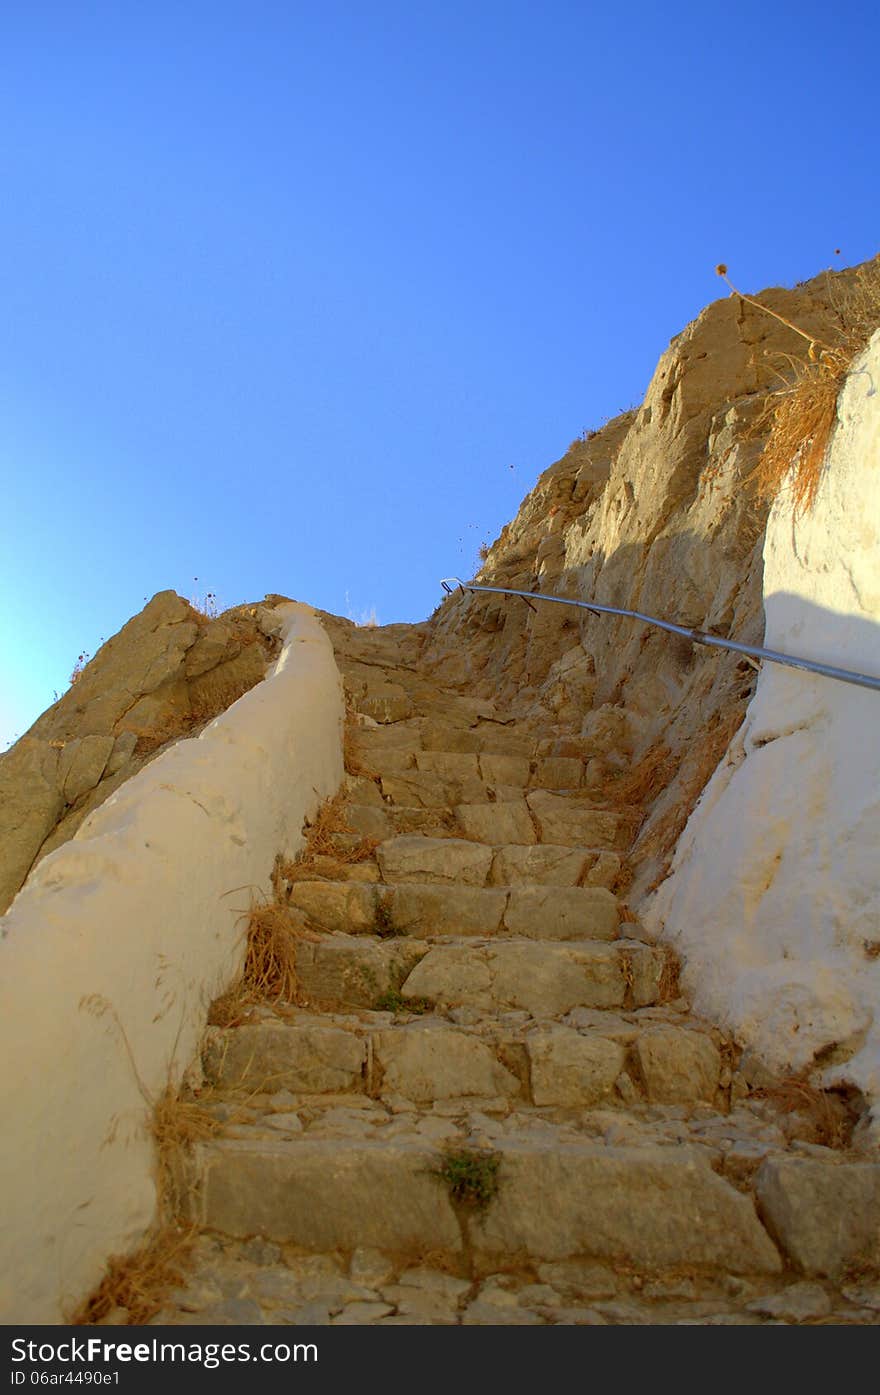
[0,603,344,1323]
[646,333,880,1132]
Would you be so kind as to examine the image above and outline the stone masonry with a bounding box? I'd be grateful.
[142,618,879,1328]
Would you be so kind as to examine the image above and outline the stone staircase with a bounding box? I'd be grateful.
[154,621,878,1326]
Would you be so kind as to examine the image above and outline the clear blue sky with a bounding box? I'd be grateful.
[2,1,877,749]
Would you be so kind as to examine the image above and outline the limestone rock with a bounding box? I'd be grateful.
[755,1158,880,1274]
[0,740,63,913]
[0,590,281,913]
[376,835,492,886]
[288,882,378,934]
[489,844,589,887]
[633,1026,722,1103]
[526,1027,626,1106]
[401,941,666,1015]
[526,791,621,848]
[294,935,428,1008]
[480,754,531,787]
[386,884,506,938]
[188,1138,462,1251]
[455,801,537,845]
[203,1022,365,1094]
[504,885,619,941]
[470,1141,781,1272]
[373,1023,518,1101]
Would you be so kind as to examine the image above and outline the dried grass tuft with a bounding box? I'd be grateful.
[721,257,880,517]
[237,899,310,1004]
[607,744,680,808]
[747,352,848,515]
[71,1224,197,1326]
[638,702,748,891]
[752,1077,855,1149]
[275,791,380,886]
[657,954,681,1004]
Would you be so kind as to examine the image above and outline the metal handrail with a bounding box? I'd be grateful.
[439,578,880,693]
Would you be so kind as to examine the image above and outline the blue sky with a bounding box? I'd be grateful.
[1,0,877,749]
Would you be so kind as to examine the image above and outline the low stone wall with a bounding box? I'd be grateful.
[646,333,880,1129]
[0,604,344,1323]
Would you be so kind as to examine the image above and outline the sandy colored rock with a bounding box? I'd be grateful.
[489,844,589,887]
[526,1027,626,1106]
[0,741,63,913]
[353,683,414,724]
[583,852,621,888]
[480,754,531,787]
[0,590,280,913]
[386,884,507,938]
[203,1021,366,1093]
[288,882,378,934]
[376,835,492,886]
[633,1026,722,1103]
[455,801,537,845]
[414,751,480,781]
[56,734,115,803]
[526,791,621,849]
[401,940,666,1014]
[531,756,583,788]
[295,935,428,1008]
[373,1023,518,1101]
[188,1138,462,1251]
[471,1141,781,1272]
[381,772,466,808]
[504,885,619,941]
[755,1158,880,1275]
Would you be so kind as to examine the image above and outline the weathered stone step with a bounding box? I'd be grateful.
[183,1136,781,1274]
[203,1012,724,1109]
[401,939,670,1015]
[360,746,593,793]
[452,796,626,849]
[293,933,670,1013]
[288,880,621,942]
[375,833,621,890]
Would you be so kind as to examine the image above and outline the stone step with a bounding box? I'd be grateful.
[182,1135,782,1275]
[293,933,670,1013]
[374,833,622,890]
[287,880,621,942]
[203,1011,724,1109]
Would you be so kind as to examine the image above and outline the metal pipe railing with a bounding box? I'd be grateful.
[439,577,880,693]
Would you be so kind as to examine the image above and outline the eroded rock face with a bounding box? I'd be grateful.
[0,591,285,913]
[422,262,875,897]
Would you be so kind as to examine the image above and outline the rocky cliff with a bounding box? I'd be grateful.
[422,259,878,900]
[0,593,287,914]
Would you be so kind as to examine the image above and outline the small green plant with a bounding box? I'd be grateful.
[373,986,431,1015]
[435,1148,501,1209]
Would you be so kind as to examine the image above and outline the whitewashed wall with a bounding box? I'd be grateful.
[646,333,880,1130]
[0,603,344,1322]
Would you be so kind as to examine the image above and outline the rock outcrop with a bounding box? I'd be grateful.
[0,592,285,914]
[423,260,876,898]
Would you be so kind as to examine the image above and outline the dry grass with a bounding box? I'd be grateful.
[638,703,748,891]
[130,675,260,757]
[606,743,680,808]
[657,953,681,1004]
[752,1077,855,1149]
[747,352,849,514]
[720,258,880,516]
[71,1224,197,1326]
[275,791,379,887]
[210,899,314,1019]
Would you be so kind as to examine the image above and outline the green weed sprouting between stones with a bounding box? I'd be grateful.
[435,1149,501,1209]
